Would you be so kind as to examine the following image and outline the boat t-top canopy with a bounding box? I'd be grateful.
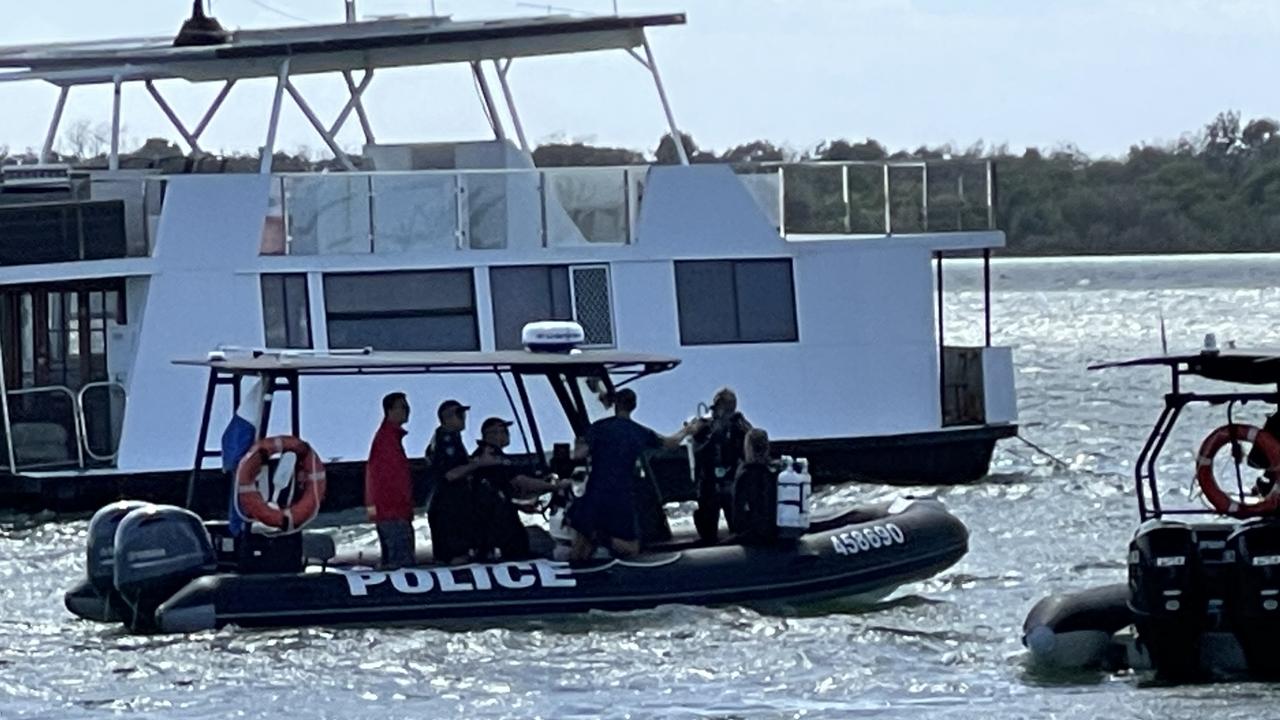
[0,13,687,85]
[1094,349,1280,521]
[180,347,681,506]
[173,348,680,378]
[1090,350,1280,386]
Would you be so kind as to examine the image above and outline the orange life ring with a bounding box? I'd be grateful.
[236,436,326,531]
[1195,423,1280,518]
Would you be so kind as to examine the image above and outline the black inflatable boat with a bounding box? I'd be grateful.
[66,342,970,634]
[1023,349,1280,679]
[67,497,966,633]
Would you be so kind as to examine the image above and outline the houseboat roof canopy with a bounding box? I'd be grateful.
[1090,350,1280,385]
[174,349,681,377]
[0,12,687,86]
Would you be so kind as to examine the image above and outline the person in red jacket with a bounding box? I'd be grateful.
[365,392,415,568]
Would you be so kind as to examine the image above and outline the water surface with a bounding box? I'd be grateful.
[6,253,1280,718]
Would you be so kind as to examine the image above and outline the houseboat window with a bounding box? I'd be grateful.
[0,284,122,391]
[674,259,798,345]
[490,266,572,350]
[260,274,313,349]
[323,270,478,351]
[490,265,616,349]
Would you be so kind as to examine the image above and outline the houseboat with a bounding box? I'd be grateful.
[0,2,1016,513]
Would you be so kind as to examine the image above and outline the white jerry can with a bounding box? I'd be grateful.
[775,456,812,538]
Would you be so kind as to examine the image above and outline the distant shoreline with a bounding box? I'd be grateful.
[981,251,1280,263]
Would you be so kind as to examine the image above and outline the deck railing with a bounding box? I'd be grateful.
[263,166,645,255]
[262,159,996,255]
[1,380,127,472]
[733,159,997,236]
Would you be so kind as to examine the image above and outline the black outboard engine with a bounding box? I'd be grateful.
[64,500,149,622]
[1228,520,1280,677]
[1128,520,1207,679]
[113,504,216,632]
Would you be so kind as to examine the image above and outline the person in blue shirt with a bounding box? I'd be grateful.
[567,388,694,560]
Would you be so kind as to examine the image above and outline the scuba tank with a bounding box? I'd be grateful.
[776,456,812,539]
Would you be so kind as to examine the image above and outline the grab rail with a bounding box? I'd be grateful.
[6,385,84,470]
[733,159,996,236]
[76,381,127,462]
[2,381,129,471]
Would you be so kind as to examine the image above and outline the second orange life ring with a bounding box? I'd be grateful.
[1195,423,1280,518]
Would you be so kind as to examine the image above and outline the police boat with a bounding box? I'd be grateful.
[65,323,970,633]
[1023,342,1280,679]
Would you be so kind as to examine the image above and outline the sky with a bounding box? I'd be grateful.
[0,0,1278,160]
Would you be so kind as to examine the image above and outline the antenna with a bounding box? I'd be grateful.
[175,0,231,47]
[1159,310,1168,355]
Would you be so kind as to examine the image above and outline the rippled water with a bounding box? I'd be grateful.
[6,254,1280,719]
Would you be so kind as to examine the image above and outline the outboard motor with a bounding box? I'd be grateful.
[1228,520,1280,677]
[113,504,216,632]
[1128,520,1207,679]
[776,456,812,539]
[64,500,149,622]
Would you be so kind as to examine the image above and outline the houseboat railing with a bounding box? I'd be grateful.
[258,159,995,254]
[1,381,127,472]
[11,159,996,257]
[265,166,645,255]
[6,385,84,471]
[732,159,996,236]
[77,380,127,463]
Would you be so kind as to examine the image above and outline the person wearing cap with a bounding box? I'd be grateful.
[568,388,696,560]
[365,392,415,569]
[425,398,491,564]
[470,417,570,561]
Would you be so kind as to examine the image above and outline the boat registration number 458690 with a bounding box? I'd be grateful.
[831,523,905,556]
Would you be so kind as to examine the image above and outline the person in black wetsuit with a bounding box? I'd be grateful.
[425,399,492,565]
[691,387,753,543]
[469,417,570,561]
[731,428,780,544]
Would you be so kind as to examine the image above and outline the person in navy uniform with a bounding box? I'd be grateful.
[691,387,753,543]
[469,417,569,561]
[425,399,492,565]
[568,388,695,560]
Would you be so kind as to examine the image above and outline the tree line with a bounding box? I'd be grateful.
[5,111,1277,255]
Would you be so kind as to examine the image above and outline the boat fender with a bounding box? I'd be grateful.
[776,456,812,538]
[236,436,327,532]
[1196,424,1280,518]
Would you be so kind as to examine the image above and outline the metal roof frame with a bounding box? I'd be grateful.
[173,348,681,376]
[12,12,691,170]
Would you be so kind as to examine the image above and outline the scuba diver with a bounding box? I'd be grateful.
[690,387,753,543]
